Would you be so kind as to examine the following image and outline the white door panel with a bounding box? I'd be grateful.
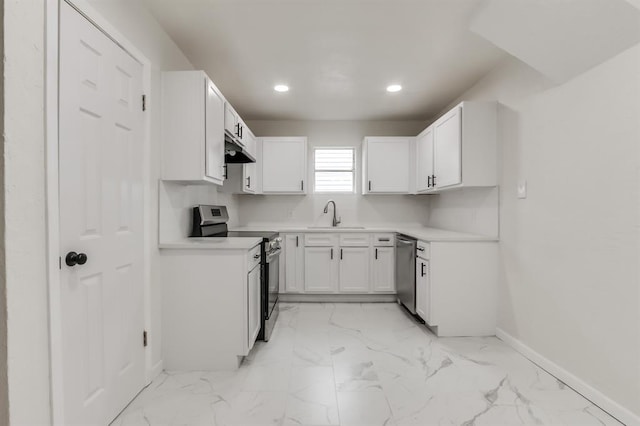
[59,3,145,424]
[434,107,462,188]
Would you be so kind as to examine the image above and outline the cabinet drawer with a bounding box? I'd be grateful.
[416,241,430,259]
[247,244,262,269]
[373,233,394,246]
[339,233,371,247]
[304,233,338,247]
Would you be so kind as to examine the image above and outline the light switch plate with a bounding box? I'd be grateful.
[517,180,527,199]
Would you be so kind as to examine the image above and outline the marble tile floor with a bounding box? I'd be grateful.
[112,303,624,426]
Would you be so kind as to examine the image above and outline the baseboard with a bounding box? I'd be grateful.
[146,360,163,385]
[496,328,639,426]
[279,293,397,303]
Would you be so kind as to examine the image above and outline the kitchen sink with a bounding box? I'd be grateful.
[307,226,366,230]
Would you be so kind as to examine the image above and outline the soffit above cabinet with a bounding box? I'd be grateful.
[141,0,506,121]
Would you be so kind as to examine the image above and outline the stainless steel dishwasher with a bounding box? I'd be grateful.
[395,234,417,314]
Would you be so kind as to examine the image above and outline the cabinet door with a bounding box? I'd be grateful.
[284,234,304,293]
[366,138,410,193]
[372,247,395,292]
[247,264,261,350]
[416,128,434,193]
[262,138,307,193]
[224,103,239,138]
[339,247,370,292]
[243,162,257,194]
[205,80,225,184]
[415,259,430,323]
[304,247,336,292]
[434,107,462,189]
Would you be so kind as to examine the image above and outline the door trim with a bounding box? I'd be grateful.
[46,1,153,423]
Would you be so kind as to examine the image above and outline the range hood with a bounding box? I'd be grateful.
[224,135,256,164]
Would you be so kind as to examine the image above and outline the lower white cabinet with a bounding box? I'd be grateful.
[372,246,395,292]
[304,247,337,292]
[282,232,396,295]
[160,242,262,370]
[247,262,261,350]
[339,247,370,292]
[284,234,304,293]
[415,258,430,322]
[417,241,497,337]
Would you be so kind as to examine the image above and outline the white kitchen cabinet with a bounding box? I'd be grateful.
[415,127,434,193]
[425,241,497,336]
[372,246,395,292]
[338,247,370,292]
[416,101,497,193]
[221,129,259,195]
[304,247,337,292]
[161,71,225,185]
[160,241,262,370]
[362,137,412,194]
[247,262,261,350]
[224,103,243,146]
[415,257,430,322]
[283,234,304,293]
[433,107,462,189]
[261,137,307,194]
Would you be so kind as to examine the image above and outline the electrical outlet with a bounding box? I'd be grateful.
[517,180,527,199]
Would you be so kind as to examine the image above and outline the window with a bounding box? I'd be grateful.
[314,148,355,193]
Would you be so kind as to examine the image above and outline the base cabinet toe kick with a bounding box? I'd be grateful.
[280,231,498,337]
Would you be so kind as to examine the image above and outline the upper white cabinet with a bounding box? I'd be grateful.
[161,71,225,185]
[363,137,413,194]
[433,107,462,188]
[221,128,259,195]
[415,127,434,193]
[416,101,497,193]
[261,137,307,194]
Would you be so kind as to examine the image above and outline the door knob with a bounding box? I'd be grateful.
[65,251,88,267]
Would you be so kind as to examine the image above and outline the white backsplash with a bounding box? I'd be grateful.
[158,181,240,242]
[426,187,500,238]
[235,193,431,228]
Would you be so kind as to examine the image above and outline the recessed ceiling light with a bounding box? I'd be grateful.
[386,84,402,93]
[274,84,289,92]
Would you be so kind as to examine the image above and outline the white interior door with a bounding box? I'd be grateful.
[59,3,145,425]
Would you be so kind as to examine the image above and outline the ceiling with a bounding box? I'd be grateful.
[141,0,508,121]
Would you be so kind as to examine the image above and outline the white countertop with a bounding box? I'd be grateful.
[230,225,498,242]
[159,237,262,250]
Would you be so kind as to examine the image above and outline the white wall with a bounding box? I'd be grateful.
[0,1,8,423]
[430,47,640,418]
[2,0,50,423]
[241,120,431,227]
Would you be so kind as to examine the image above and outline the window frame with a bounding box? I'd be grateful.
[313,147,356,194]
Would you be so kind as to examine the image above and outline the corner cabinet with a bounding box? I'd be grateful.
[261,137,307,194]
[161,71,225,185]
[362,137,413,194]
[416,101,497,193]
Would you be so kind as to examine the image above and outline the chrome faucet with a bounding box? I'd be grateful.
[323,200,341,227]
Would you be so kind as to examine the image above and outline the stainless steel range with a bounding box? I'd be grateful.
[190,205,281,341]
